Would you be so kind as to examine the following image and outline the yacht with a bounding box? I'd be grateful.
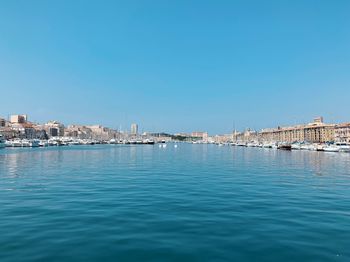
[323,144,340,152]
[300,143,315,151]
[277,143,292,150]
[262,143,273,148]
[291,143,301,150]
[0,135,5,149]
[69,140,81,146]
[335,143,350,152]
[21,139,40,147]
[109,139,117,144]
[315,144,325,151]
[39,140,49,147]
[12,139,22,147]
[48,139,58,146]
[143,139,155,145]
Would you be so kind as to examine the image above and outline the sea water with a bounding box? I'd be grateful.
[0,144,349,261]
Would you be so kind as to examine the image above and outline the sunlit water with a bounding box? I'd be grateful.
[0,144,349,261]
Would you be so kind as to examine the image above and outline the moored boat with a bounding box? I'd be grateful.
[315,144,324,151]
[336,143,350,152]
[291,143,301,150]
[323,145,340,152]
[262,142,274,148]
[277,143,292,150]
[0,135,5,149]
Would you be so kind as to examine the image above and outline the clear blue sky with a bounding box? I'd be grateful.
[0,0,349,134]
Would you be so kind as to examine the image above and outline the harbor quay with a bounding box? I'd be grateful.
[1,114,350,152]
[232,117,350,144]
[0,114,173,148]
[229,117,350,152]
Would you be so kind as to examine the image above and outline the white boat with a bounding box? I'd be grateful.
[315,144,325,151]
[48,139,59,146]
[262,142,273,148]
[323,145,340,152]
[144,139,155,145]
[300,144,315,151]
[39,140,49,147]
[291,143,301,150]
[0,135,5,149]
[12,139,22,147]
[300,144,309,150]
[68,140,81,146]
[277,143,292,150]
[336,143,350,152]
[31,140,40,147]
[109,139,117,144]
[21,139,31,147]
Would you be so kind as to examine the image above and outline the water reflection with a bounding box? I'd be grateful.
[0,145,349,180]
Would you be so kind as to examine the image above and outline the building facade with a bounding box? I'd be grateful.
[334,123,350,143]
[0,118,6,127]
[10,114,27,124]
[243,117,336,144]
[131,123,138,135]
[45,121,65,137]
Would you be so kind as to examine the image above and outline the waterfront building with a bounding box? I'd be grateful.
[131,123,138,135]
[334,123,350,143]
[191,132,205,138]
[174,133,191,138]
[65,125,92,139]
[45,121,65,137]
[212,134,233,143]
[232,131,242,142]
[64,125,118,140]
[0,118,6,127]
[87,125,117,140]
[10,114,27,124]
[259,117,335,143]
[235,129,258,143]
[191,131,208,140]
[303,121,335,143]
[191,132,208,142]
[49,127,59,137]
[7,122,47,139]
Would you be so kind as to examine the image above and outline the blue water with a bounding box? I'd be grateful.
[0,144,349,261]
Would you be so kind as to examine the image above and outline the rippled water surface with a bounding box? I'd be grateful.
[0,144,350,261]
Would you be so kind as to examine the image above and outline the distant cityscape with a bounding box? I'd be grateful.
[0,114,350,147]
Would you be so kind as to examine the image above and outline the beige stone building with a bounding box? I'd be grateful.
[334,123,350,143]
[45,121,65,137]
[10,114,27,124]
[191,132,208,142]
[235,129,258,143]
[252,117,335,143]
[212,134,232,143]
